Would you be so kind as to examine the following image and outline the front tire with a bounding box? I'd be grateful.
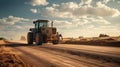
[52,40,59,44]
[35,33,43,45]
[27,32,33,45]
[53,35,60,44]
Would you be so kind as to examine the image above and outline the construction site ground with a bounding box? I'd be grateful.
[0,39,120,67]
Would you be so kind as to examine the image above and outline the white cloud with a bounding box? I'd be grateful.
[54,16,110,30]
[87,16,111,24]
[63,2,79,9]
[14,25,23,29]
[0,16,29,25]
[53,18,92,30]
[43,2,78,18]
[30,8,38,13]
[96,2,120,17]
[28,0,48,6]
[54,20,72,29]
[102,0,110,4]
[71,18,91,26]
[0,16,32,40]
[43,1,120,19]
[41,1,115,31]
[80,0,92,6]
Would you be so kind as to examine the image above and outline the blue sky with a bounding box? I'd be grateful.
[0,0,120,40]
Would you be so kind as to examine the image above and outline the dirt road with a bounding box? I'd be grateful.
[13,46,106,67]
[1,40,120,67]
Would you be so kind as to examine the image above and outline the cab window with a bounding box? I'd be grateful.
[35,22,39,29]
[39,22,47,27]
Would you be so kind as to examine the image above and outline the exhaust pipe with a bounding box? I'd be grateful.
[51,21,53,27]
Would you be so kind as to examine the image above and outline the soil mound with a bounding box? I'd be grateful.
[0,47,33,67]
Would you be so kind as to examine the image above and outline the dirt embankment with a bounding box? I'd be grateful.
[0,40,6,45]
[0,40,33,67]
[62,37,120,47]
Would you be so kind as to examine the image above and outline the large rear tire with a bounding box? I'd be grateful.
[43,34,47,43]
[27,32,33,45]
[52,40,59,44]
[35,33,43,45]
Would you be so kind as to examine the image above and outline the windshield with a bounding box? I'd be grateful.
[35,22,48,29]
[39,22,47,27]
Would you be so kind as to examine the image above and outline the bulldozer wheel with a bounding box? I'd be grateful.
[35,33,43,45]
[52,40,59,44]
[27,32,33,45]
[43,34,47,43]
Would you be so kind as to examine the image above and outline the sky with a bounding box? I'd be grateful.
[0,0,120,40]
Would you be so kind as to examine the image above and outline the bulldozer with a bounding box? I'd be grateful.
[27,19,62,45]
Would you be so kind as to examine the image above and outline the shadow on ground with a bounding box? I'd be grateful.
[0,40,29,47]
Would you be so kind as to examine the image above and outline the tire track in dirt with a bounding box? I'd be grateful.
[12,46,58,67]
[41,44,120,64]
[13,46,101,67]
[4,40,120,67]
[31,46,106,67]
[12,45,119,67]
[31,46,120,67]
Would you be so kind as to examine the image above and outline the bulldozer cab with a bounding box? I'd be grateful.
[33,20,49,29]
